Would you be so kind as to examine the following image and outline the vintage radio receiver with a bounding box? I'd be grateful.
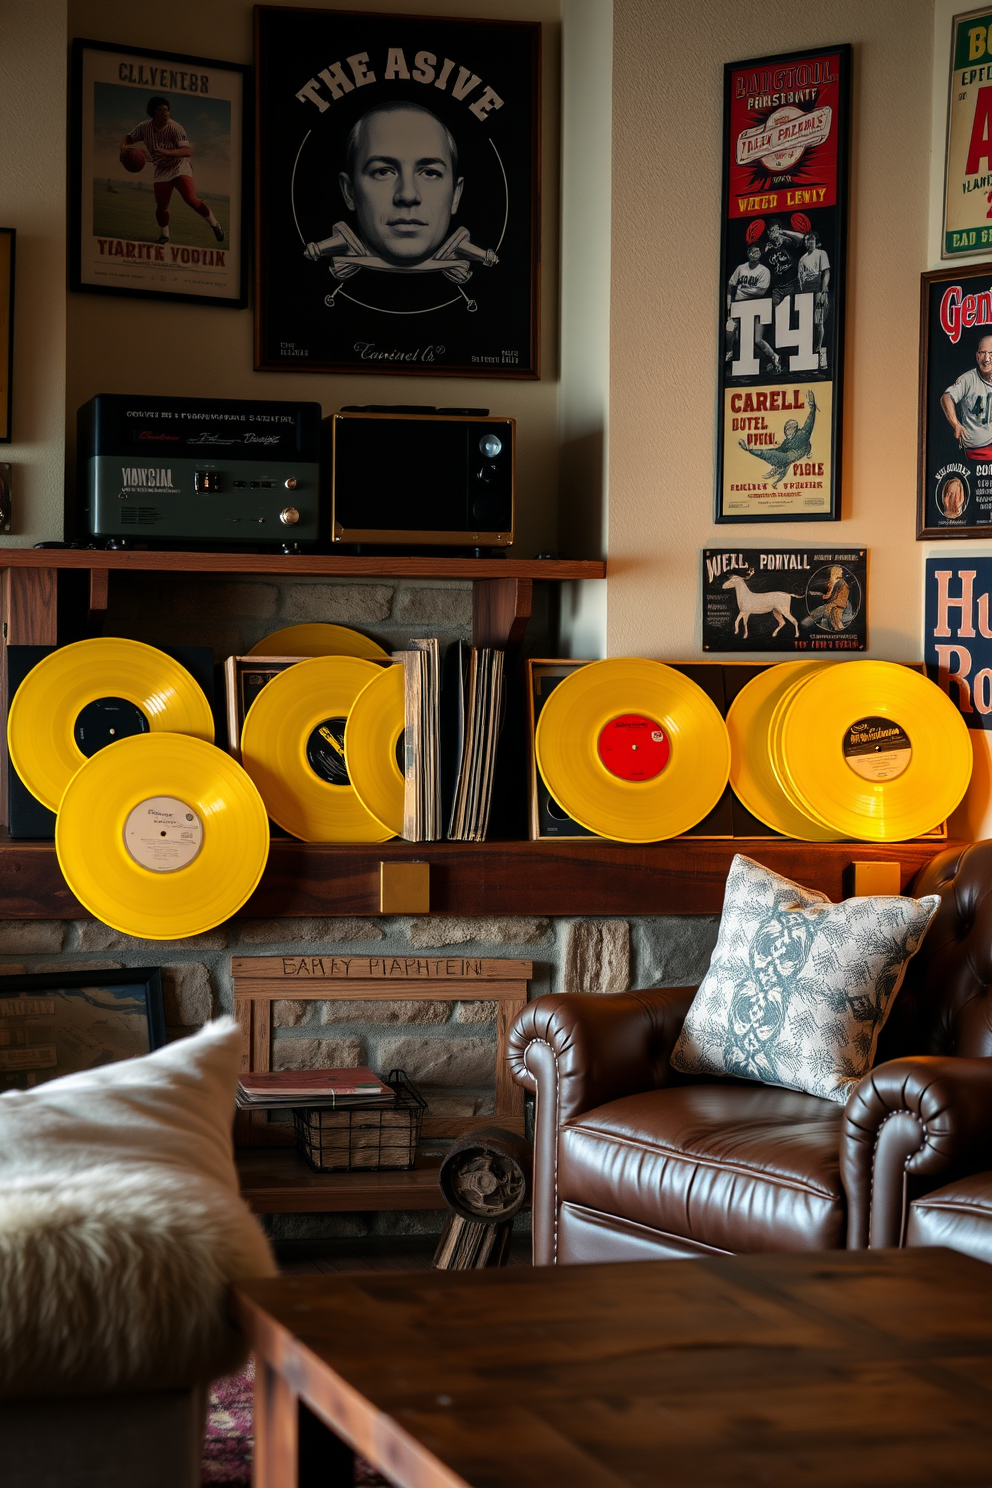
[75,395,322,547]
[327,408,515,548]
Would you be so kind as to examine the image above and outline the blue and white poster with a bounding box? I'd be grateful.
[924,556,992,726]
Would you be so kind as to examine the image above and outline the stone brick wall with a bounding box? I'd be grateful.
[1,912,719,1239]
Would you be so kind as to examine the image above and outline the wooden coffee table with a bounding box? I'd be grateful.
[232,1247,992,1487]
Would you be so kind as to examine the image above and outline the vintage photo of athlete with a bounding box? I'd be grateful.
[738,390,818,487]
[941,333,992,459]
[726,243,781,374]
[120,96,225,246]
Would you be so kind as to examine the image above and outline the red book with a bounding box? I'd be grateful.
[238,1067,391,1100]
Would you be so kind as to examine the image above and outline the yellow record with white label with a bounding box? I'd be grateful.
[773,661,972,841]
[247,624,388,660]
[55,733,269,940]
[240,655,393,842]
[7,637,215,813]
[727,661,841,840]
[345,663,405,837]
[535,658,731,842]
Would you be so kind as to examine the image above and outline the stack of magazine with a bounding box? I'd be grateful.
[236,1067,392,1109]
[393,639,507,843]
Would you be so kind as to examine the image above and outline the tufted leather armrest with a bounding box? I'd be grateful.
[508,988,696,1264]
[841,1055,992,1250]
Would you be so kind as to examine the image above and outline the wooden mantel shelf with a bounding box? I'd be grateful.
[0,550,605,580]
[0,836,955,920]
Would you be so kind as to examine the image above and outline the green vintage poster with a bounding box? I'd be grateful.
[944,9,992,256]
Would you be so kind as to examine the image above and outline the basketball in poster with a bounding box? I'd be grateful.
[253,8,540,378]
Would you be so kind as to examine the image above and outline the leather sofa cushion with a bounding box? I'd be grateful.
[558,1084,846,1254]
[907,1173,992,1264]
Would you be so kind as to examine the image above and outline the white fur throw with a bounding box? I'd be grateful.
[0,1019,275,1397]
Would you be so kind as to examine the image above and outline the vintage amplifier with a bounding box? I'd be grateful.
[326,408,515,548]
[75,395,322,546]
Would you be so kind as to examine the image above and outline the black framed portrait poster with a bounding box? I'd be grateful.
[716,45,851,523]
[254,8,540,378]
[69,39,249,307]
[918,262,992,537]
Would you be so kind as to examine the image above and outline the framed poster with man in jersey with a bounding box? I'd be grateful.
[919,263,992,538]
[716,45,851,524]
[69,38,249,307]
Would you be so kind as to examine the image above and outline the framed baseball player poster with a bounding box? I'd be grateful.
[253,8,541,378]
[69,39,249,307]
[716,45,851,524]
[942,9,992,258]
[917,262,992,537]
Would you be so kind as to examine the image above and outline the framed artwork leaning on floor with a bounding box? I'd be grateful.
[0,968,165,1092]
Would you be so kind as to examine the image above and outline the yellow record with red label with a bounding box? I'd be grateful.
[772,661,972,841]
[247,624,388,660]
[240,655,393,842]
[726,661,841,840]
[55,733,270,940]
[7,637,215,813]
[344,663,406,837]
[534,658,731,842]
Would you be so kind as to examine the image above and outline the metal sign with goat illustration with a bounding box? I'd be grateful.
[702,547,867,652]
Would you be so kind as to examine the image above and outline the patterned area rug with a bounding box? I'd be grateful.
[203,1359,390,1485]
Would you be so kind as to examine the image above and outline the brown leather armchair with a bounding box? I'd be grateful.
[508,840,992,1265]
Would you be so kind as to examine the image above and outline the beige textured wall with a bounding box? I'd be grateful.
[65,0,561,559]
[0,0,67,547]
[608,0,934,661]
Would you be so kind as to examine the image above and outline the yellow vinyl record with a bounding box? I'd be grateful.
[55,733,270,940]
[727,661,842,840]
[240,655,393,842]
[247,624,388,660]
[534,658,731,842]
[345,663,405,837]
[7,637,215,813]
[773,661,973,841]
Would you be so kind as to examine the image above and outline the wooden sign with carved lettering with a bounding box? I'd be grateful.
[231,955,531,1149]
[232,956,533,982]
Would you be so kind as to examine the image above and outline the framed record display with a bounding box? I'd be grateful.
[716,45,851,523]
[253,8,540,378]
[918,262,992,537]
[69,38,249,307]
[702,548,866,652]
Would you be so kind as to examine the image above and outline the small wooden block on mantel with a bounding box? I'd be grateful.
[232,956,531,1154]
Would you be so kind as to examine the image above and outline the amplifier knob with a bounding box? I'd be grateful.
[279,506,300,526]
[284,477,298,490]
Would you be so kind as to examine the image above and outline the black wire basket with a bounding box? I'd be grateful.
[292,1069,426,1173]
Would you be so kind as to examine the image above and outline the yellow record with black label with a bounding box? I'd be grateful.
[773,661,972,841]
[7,637,215,813]
[240,655,393,842]
[55,733,270,940]
[247,624,388,660]
[727,661,841,840]
[345,664,405,837]
[535,658,731,842]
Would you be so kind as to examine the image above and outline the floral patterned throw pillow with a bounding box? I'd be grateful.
[670,854,939,1104]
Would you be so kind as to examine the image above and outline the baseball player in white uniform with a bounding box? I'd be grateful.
[797,231,831,371]
[726,244,781,374]
[941,333,992,457]
[121,97,225,246]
